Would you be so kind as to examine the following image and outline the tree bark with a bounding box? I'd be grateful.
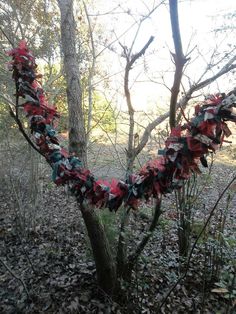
[80,204,116,295]
[169,0,188,129]
[58,2,116,295]
[57,0,87,166]
[116,208,130,279]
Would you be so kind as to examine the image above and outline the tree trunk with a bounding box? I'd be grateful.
[116,208,130,279]
[57,0,87,166]
[169,0,188,129]
[58,1,116,295]
[80,204,117,295]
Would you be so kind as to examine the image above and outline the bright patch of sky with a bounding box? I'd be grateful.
[88,0,235,111]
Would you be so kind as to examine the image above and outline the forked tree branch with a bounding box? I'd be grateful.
[133,56,236,157]
[124,36,154,174]
[128,36,154,70]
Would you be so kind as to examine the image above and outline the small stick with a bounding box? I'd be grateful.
[0,257,30,298]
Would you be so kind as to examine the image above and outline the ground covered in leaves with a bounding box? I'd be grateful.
[0,137,236,313]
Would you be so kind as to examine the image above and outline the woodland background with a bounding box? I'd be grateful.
[0,0,236,313]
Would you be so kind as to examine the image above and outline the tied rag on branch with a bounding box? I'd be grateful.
[7,41,236,211]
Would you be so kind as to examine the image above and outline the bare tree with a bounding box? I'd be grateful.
[91,1,236,166]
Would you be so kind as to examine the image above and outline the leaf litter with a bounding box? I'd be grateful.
[0,140,236,313]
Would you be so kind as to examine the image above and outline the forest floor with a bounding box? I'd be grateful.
[0,134,236,314]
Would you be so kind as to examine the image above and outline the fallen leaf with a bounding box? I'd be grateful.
[211,288,229,294]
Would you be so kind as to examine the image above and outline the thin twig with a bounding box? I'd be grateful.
[0,25,14,47]
[158,173,236,310]
[0,258,30,298]
[9,106,48,160]
[128,197,162,268]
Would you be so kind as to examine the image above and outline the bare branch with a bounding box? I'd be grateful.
[192,55,236,91]
[128,36,155,69]
[124,36,154,174]
[169,0,189,129]
[0,25,14,47]
[95,1,162,59]
[0,258,30,299]
[128,1,163,57]
[158,173,236,310]
[0,94,48,161]
[84,1,96,142]
[97,123,126,171]
[134,55,236,156]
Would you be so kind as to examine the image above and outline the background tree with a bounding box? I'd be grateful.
[57,0,87,165]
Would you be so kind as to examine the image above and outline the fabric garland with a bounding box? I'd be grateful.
[7,40,236,211]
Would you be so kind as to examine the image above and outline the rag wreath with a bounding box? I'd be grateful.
[7,40,236,211]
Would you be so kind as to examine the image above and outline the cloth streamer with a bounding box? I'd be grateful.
[7,40,236,211]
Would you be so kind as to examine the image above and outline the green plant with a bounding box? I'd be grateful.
[98,210,118,254]
[191,220,209,241]
[175,173,200,258]
[212,265,236,302]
